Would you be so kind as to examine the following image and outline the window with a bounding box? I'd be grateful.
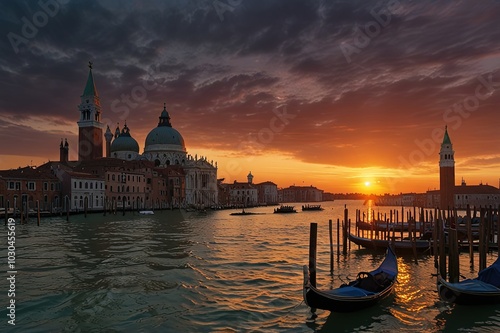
[79,181,82,189]
[51,183,54,191]
[8,182,15,190]
[112,174,115,181]
[43,182,48,191]
[28,182,36,191]
[15,182,21,190]
[85,182,88,189]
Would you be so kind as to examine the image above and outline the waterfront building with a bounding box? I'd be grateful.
[225,172,258,207]
[454,180,499,209]
[105,169,146,210]
[254,181,278,205]
[279,185,323,203]
[63,171,104,212]
[0,166,61,212]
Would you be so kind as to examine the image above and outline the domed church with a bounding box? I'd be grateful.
[143,104,187,167]
[77,64,218,208]
[106,122,140,161]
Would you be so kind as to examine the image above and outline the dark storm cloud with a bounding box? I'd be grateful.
[0,0,499,170]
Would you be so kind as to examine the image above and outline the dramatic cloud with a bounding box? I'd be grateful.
[1,0,499,192]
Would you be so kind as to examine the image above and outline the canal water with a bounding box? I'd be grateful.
[1,200,499,332]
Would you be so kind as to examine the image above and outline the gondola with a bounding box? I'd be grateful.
[229,210,264,216]
[303,246,398,312]
[302,204,324,211]
[437,256,500,304]
[348,232,430,252]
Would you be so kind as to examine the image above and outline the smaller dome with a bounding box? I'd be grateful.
[110,124,139,153]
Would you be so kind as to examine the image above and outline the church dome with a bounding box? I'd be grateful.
[110,124,139,153]
[144,105,186,152]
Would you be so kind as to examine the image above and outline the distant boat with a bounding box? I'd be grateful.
[274,205,297,213]
[348,232,430,252]
[438,256,500,304]
[139,210,154,215]
[303,246,398,312]
[230,209,264,216]
[302,204,324,211]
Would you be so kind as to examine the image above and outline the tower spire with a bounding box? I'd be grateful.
[82,61,98,97]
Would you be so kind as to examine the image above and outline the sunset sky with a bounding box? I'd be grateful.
[1,0,499,194]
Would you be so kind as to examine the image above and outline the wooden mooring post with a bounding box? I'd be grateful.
[37,200,41,226]
[479,208,486,271]
[497,204,500,251]
[448,228,459,283]
[329,219,334,274]
[438,212,447,279]
[336,218,340,261]
[66,196,70,222]
[466,204,474,269]
[343,206,348,255]
[308,222,318,288]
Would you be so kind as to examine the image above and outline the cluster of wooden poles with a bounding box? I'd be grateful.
[3,196,140,225]
[307,205,500,287]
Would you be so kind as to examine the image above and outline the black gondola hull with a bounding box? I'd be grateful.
[304,282,395,312]
[303,247,398,312]
[438,277,500,305]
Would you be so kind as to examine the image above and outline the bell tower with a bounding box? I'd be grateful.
[439,126,455,209]
[77,62,104,161]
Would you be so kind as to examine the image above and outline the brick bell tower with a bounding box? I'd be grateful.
[77,62,104,161]
[439,126,455,209]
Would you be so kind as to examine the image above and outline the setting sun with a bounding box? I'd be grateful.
[365,181,371,187]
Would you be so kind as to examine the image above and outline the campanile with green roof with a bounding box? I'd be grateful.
[77,62,104,161]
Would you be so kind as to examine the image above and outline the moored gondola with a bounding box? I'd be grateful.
[348,232,430,253]
[437,256,500,305]
[303,246,398,312]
